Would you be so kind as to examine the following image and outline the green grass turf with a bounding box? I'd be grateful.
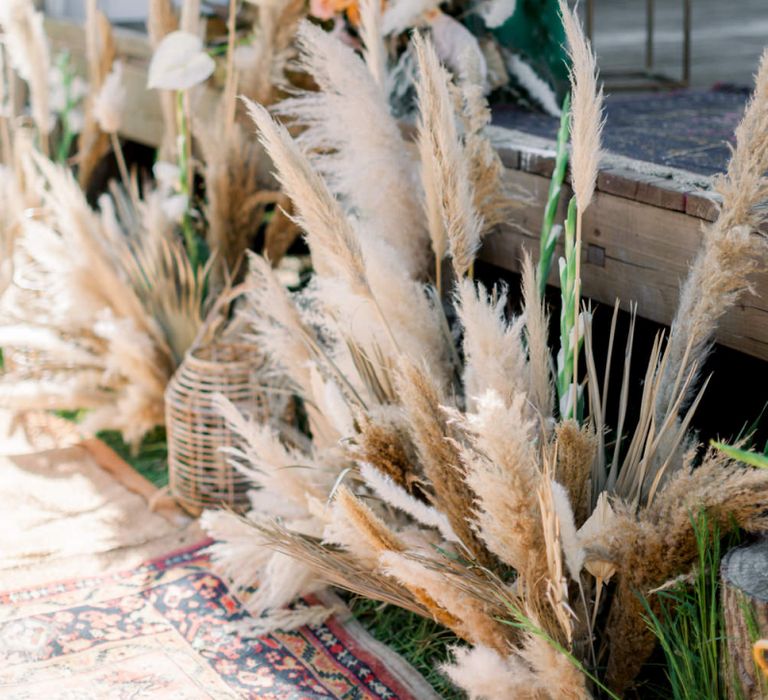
[347,596,464,699]
[96,426,169,488]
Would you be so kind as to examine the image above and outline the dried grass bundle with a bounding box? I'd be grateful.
[0,153,232,444]
[198,12,768,700]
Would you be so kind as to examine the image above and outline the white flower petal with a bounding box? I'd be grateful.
[147,30,215,91]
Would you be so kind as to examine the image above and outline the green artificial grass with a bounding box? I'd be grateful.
[347,596,464,699]
[97,426,169,488]
[642,512,741,700]
[55,409,169,488]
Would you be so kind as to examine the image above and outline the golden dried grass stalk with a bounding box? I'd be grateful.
[245,97,369,295]
[554,420,595,527]
[397,361,492,565]
[0,0,51,151]
[78,0,116,190]
[521,252,553,421]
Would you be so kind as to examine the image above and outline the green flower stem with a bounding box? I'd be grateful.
[175,89,199,269]
[538,93,571,296]
[557,196,583,421]
[55,53,77,164]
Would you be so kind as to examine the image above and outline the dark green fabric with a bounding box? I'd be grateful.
[493,0,568,93]
[466,0,568,97]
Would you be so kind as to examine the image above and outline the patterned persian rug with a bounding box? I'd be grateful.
[0,540,438,700]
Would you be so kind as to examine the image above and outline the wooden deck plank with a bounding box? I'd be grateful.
[481,169,768,360]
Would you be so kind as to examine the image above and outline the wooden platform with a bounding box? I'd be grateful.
[484,128,768,362]
[44,18,768,362]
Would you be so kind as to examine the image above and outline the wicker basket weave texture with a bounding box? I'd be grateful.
[166,343,267,514]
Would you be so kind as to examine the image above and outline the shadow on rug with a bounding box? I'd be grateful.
[0,540,437,700]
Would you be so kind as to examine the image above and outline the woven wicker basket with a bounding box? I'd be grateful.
[165,343,267,515]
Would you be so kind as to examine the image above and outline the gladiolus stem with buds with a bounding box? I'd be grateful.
[538,93,570,296]
[175,88,199,268]
[557,196,583,421]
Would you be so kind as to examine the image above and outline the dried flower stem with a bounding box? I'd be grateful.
[109,131,131,194]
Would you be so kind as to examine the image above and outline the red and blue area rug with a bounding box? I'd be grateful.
[0,540,437,699]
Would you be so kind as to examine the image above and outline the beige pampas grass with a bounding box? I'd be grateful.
[455,277,528,411]
[460,391,543,574]
[521,253,554,421]
[78,0,116,189]
[413,31,482,282]
[558,0,603,214]
[245,97,369,294]
[358,0,389,93]
[274,21,429,278]
[397,361,491,563]
[603,447,768,692]
[0,0,51,149]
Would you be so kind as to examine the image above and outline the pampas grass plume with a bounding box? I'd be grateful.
[558,0,604,212]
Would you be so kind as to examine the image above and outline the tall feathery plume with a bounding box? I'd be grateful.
[239,253,347,449]
[245,98,368,293]
[236,0,304,107]
[0,44,13,163]
[459,390,546,578]
[655,49,768,421]
[273,21,429,278]
[0,0,51,153]
[456,49,519,236]
[396,361,492,564]
[557,0,604,417]
[413,32,482,285]
[358,0,389,94]
[521,252,554,421]
[455,277,528,411]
